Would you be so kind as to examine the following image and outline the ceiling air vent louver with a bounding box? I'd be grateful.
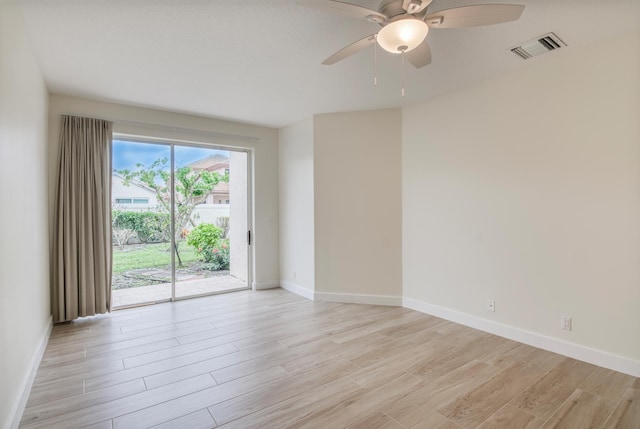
[511,32,566,60]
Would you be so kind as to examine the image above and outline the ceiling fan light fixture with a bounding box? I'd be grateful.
[377,17,429,53]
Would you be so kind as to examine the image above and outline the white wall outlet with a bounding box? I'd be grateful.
[487,299,495,312]
[561,316,572,331]
[293,271,297,279]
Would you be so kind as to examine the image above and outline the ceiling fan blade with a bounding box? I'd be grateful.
[297,0,387,21]
[425,4,524,28]
[322,34,377,65]
[405,39,432,68]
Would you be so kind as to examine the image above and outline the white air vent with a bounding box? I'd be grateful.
[511,32,566,60]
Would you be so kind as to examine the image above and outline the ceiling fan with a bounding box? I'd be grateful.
[299,0,525,68]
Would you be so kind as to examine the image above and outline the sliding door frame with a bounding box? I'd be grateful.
[112,133,253,306]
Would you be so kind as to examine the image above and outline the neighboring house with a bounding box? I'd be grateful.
[111,174,158,210]
[187,154,230,204]
[209,181,229,205]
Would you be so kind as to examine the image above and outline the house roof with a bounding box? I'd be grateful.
[112,173,156,193]
[213,182,229,193]
[187,154,229,172]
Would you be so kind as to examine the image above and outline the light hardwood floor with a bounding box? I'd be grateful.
[20,289,639,429]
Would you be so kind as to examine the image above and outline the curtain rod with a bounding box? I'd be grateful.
[62,114,260,143]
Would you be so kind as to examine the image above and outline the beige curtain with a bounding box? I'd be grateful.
[52,115,113,323]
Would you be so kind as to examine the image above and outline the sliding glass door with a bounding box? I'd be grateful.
[111,139,250,308]
[174,146,249,299]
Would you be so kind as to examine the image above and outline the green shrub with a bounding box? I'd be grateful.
[112,210,138,230]
[112,210,170,243]
[137,212,170,243]
[186,223,224,263]
[205,240,230,271]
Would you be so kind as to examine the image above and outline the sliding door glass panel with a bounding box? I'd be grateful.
[111,140,172,308]
[174,146,248,298]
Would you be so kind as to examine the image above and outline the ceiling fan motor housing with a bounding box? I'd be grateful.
[379,0,432,18]
[379,0,408,18]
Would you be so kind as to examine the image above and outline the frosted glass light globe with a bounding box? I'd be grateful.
[377,18,429,53]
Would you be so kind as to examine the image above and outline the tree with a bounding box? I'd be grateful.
[118,158,228,266]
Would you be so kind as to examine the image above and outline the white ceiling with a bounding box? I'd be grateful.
[17,0,640,128]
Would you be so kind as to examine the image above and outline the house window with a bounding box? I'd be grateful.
[115,198,149,204]
[225,199,229,204]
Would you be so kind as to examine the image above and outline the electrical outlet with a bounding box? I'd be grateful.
[561,316,572,331]
[487,299,495,312]
[293,271,297,279]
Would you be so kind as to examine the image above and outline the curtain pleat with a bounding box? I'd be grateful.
[52,115,113,323]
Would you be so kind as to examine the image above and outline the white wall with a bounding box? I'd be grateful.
[193,204,231,225]
[403,32,640,369]
[0,2,51,428]
[229,151,248,282]
[314,110,402,302]
[278,118,315,297]
[48,95,280,289]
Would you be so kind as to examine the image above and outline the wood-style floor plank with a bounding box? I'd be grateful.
[411,413,464,429]
[20,379,146,426]
[142,340,286,390]
[540,389,615,429]
[479,341,565,371]
[21,374,217,429]
[84,343,235,392]
[288,372,424,429]
[26,377,84,408]
[210,359,361,426]
[18,289,638,429]
[438,362,546,428]
[476,404,543,429]
[580,366,636,402]
[383,360,501,428]
[149,409,216,429]
[113,365,291,428]
[84,420,113,429]
[603,388,640,429]
[216,376,366,429]
[345,411,405,429]
[509,357,597,420]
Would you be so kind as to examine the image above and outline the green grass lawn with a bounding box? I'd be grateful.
[113,242,201,274]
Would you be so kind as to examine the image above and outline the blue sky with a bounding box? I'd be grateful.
[112,140,229,171]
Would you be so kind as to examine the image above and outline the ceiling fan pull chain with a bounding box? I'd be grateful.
[373,35,378,86]
[401,51,406,97]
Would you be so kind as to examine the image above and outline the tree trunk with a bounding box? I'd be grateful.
[174,242,183,267]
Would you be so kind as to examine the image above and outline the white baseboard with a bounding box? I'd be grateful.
[277,284,402,307]
[280,281,314,300]
[253,281,279,290]
[403,297,640,378]
[9,315,52,429]
[315,292,402,307]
